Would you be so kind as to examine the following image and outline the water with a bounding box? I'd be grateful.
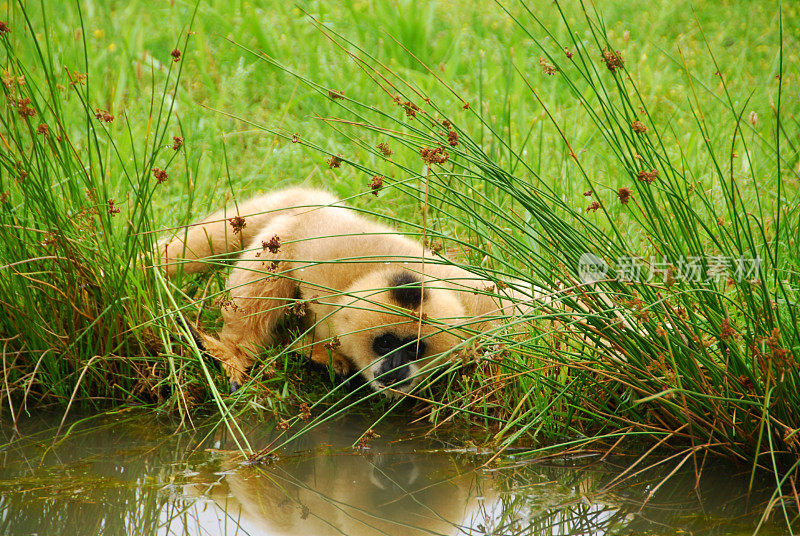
[0,410,789,535]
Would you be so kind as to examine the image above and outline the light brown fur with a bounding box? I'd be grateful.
[183,442,491,535]
[158,188,531,394]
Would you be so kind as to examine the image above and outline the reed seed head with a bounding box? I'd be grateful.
[369,175,384,195]
[324,335,341,350]
[326,154,343,168]
[13,97,36,118]
[637,169,659,184]
[539,57,558,75]
[601,48,624,72]
[420,146,449,165]
[94,109,114,122]
[400,100,420,118]
[228,216,246,234]
[447,129,459,146]
[152,167,168,183]
[377,142,392,156]
[69,71,87,86]
[263,235,281,254]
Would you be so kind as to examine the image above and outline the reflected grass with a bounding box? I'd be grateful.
[0,413,790,535]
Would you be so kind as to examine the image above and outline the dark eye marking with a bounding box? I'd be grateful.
[372,333,426,360]
[372,333,400,356]
[387,271,426,309]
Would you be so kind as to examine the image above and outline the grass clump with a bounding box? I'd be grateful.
[0,3,201,416]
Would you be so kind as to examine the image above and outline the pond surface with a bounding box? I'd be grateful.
[0,410,790,535]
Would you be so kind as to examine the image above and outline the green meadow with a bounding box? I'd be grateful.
[1,0,799,525]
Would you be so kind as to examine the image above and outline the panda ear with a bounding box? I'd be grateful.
[387,271,425,309]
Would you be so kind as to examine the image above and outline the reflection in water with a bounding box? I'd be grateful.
[184,451,484,535]
[0,411,790,535]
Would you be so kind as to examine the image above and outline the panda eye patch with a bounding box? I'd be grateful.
[372,333,401,356]
[402,337,426,360]
[372,333,426,360]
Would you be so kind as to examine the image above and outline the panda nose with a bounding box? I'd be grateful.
[376,351,410,386]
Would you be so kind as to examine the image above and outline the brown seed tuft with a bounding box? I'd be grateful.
[291,133,300,143]
[263,235,281,254]
[94,109,114,122]
[564,47,574,59]
[719,317,738,341]
[601,48,624,72]
[298,402,311,420]
[377,142,393,157]
[462,102,470,110]
[586,201,600,212]
[420,146,449,165]
[369,175,384,195]
[12,97,36,118]
[617,187,631,204]
[152,167,168,183]
[447,129,458,147]
[170,48,181,62]
[69,71,87,86]
[229,216,246,234]
[289,300,307,318]
[41,231,57,248]
[36,123,49,137]
[328,89,345,100]
[14,161,27,182]
[583,190,592,196]
[356,429,380,450]
[107,199,121,216]
[400,100,420,118]
[171,136,183,150]
[441,119,451,129]
[324,335,341,350]
[2,71,23,88]
[631,120,647,133]
[326,154,343,169]
[0,21,10,34]
[637,169,659,184]
[539,57,558,75]
[737,374,754,392]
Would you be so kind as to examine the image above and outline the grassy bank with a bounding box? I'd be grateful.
[1,0,799,525]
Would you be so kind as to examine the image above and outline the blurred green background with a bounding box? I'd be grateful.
[13,0,796,229]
